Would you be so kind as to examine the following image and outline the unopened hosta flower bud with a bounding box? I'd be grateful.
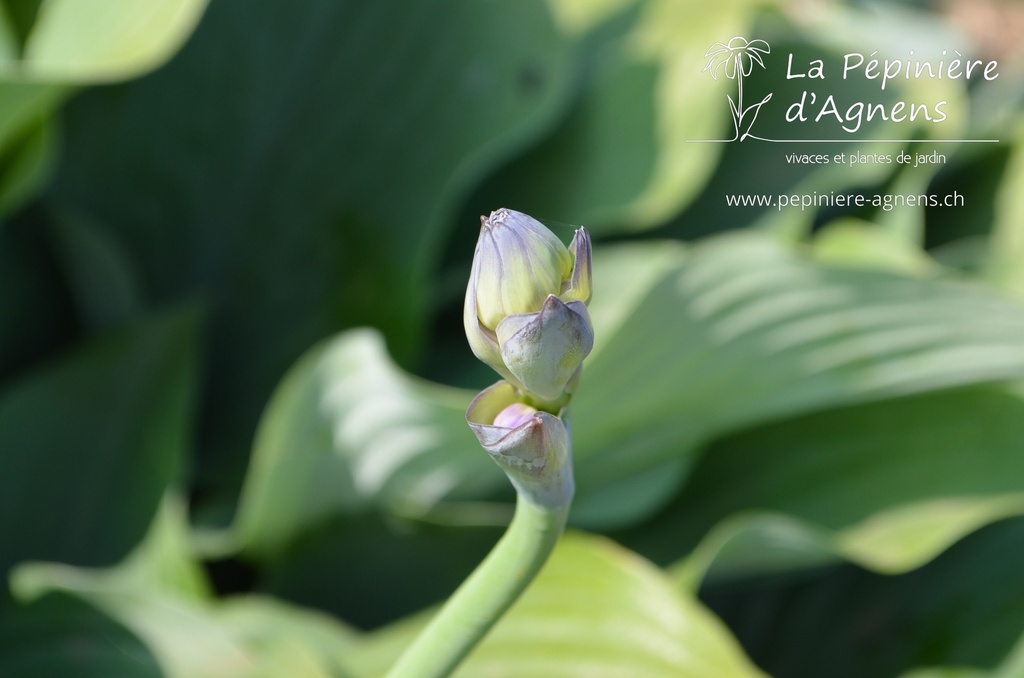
[464,208,593,403]
[467,381,573,507]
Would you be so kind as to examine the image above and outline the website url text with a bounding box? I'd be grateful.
[725,191,965,212]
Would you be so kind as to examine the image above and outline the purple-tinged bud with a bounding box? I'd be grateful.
[464,208,594,403]
[466,381,573,508]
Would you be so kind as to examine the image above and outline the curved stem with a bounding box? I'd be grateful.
[385,496,570,678]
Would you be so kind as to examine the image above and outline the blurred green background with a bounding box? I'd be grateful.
[3,0,1024,676]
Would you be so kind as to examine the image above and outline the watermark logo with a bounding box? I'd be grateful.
[702,37,772,141]
[693,37,1000,145]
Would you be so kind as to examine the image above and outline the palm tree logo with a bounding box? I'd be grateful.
[703,37,772,141]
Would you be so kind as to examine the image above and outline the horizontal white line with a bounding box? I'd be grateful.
[686,139,1000,143]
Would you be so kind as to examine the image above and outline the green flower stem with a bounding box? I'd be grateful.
[385,496,571,678]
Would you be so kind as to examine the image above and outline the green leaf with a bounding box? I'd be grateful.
[899,671,988,678]
[478,0,783,231]
[12,495,210,605]
[622,0,781,226]
[699,517,1024,678]
[545,0,641,36]
[645,384,1024,588]
[0,81,66,202]
[986,123,1024,298]
[213,596,364,678]
[47,0,576,504]
[811,218,937,276]
[0,0,207,218]
[0,306,200,579]
[476,50,661,231]
[11,496,365,678]
[0,591,163,678]
[0,109,53,217]
[0,212,72,379]
[569,234,1024,527]
[0,0,210,82]
[231,232,1024,558]
[226,241,686,560]
[353,532,767,678]
[0,1,30,58]
[0,81,67,219]
[260,513,506,630]
[46,212,144,333]
[227,329,499,559]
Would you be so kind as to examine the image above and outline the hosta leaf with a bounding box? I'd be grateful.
[0,0,208,221]
[986,122,1024,298]
[811,218,937,276]
[0,82,67,219]
[11,496,210,606]
[48,0,576,505]
[700,517,1024,678]
[480,0,781,231]
[227,241,686,559]
[232,231,1024,559]
[648,383,1024,588]
[0,591,163,678]
[570,233,1024,526]
[0,306,199,581]
[10,496,364,678]
[899,671,987,678]
[46,212,143,333]
[0,0,210,82]
[353,532,767,678]
[259,514,506,630]
[228,329,499,559]
[0,111,54,218]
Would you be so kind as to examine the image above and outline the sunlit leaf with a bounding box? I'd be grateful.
[353,533,767,678]
[0,111,53,218]
[544,0,640,36]
[899,669,988,678]
[0,0,210,82]
[0,81,66,216]
[232,232,1024,559]
[986,122,1024,297]
[811,218,937,276]
[570,234,1024,526]
[227,241,686,559]
[227,329,499,559]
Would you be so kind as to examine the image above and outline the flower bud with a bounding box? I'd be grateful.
[464,208,593,403]
[466,381,574,507]
[496,296,593,402]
